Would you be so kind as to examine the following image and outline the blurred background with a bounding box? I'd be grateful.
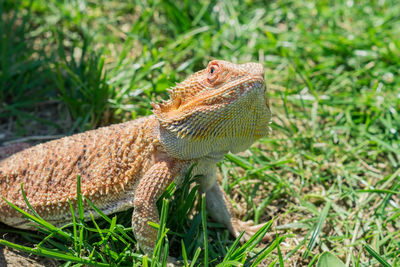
[0,0,399,266]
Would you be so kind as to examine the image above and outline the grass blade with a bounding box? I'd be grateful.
[303,200,331,258]
[201,194,208,267]
[0,239,109,266]
[364,245,391,267]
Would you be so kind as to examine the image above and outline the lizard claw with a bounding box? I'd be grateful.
[231,219,271,243]
[166,256,188,267]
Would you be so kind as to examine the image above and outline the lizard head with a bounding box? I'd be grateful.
[153,60,271,159]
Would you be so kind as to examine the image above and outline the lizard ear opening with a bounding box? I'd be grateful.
[174,97,182,109]
[152,93,182,117]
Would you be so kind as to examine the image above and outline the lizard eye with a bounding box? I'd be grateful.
[207,64,219,84]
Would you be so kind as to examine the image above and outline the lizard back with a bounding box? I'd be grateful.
[0,116,159,228]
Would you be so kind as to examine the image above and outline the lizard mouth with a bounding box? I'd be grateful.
[156,76,267,121]
[182,76,265,109]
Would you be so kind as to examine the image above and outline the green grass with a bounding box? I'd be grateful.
[1,174,278,266]
[1,0,400,266]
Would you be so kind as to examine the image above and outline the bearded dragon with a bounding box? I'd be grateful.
[0,60,271,254]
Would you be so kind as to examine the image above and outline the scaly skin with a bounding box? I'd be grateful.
[0,60,271,254]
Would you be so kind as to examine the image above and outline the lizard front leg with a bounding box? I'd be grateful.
[132,159,184,254]
[199,170,267,242]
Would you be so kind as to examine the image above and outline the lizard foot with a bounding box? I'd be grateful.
[231,219,272,243]
[166,256,188,267]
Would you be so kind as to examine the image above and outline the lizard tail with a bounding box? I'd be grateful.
[0,143,31,161]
